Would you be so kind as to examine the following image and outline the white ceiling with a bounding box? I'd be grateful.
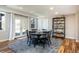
[4,5,79,17]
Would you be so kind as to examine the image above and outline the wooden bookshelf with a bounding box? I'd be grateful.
[52,17,65,38]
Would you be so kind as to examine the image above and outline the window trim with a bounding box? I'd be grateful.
[0,12,6,31]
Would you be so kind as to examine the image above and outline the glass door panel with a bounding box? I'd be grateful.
[15,19,21,36]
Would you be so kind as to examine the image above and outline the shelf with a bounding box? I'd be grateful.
[54,23,64,24]
[54,28,64,29]
[52,16,65,38]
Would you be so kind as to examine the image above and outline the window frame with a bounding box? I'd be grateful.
[0,12,6,31]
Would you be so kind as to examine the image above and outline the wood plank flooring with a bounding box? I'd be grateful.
[0,40,16,53]
[0,38,79,53]
[58,39,79,53]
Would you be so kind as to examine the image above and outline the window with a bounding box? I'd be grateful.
[2,15,5,30]
[15,14,28,36]
[0,13,5,30]
[15,19,21,36]
[22,19,27,35]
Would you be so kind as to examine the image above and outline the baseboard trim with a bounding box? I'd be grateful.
[65,38,76,40]
[0,40,9,42]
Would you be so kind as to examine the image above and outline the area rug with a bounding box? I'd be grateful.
[8,38,63,53]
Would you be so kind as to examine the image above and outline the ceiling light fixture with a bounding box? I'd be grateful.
[55,12,58,15]
[50,7,54,10]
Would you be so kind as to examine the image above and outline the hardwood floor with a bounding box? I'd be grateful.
[0,40,16,53]
[0,38,79,53]
[58,39,79,53]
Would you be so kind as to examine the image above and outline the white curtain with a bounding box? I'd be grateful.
[14,14,28,36]
[38,18,48,31]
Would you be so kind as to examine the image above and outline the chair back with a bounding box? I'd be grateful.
[43,31,50,38]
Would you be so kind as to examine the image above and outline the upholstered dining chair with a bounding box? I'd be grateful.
[42,31,51,46]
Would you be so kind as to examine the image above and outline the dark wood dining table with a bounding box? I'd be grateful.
[30,33,47,40]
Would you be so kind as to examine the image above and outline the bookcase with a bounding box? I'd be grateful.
[52,17,65,38]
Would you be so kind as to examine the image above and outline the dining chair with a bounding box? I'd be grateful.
[30,34,38,47]
[40,35,47,48]
[42,31,51,46]
[26,30,36,46]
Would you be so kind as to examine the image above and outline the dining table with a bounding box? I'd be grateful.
[30,33,47,40]
[28,31,52,48]
[30,32,48,48]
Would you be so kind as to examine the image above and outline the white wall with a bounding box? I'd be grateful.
[78,14,79,39]
[48,17,52,30]
[77,13,79,39]
[65,14,78,39]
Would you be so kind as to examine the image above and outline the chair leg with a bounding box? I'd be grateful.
[28,41,31,46]
[43,44,45,48]
[27,39,32,46]
[42,41,46,48]
[27,39,29,45]
[34,44,36,48]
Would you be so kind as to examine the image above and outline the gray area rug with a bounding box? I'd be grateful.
[8,38,63,53]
